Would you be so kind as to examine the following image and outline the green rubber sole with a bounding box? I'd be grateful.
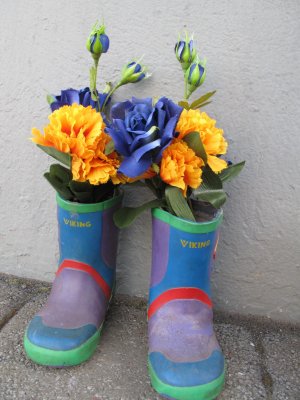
[148,359,225,400]
[24,326,102,367]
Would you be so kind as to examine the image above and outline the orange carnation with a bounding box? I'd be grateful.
[160,140,203,196]
[32,104,120,185]
[176,109,228,173]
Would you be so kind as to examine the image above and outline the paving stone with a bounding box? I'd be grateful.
[0,274,299,400]
[0,294,161,400]
[262,332,300,400]
[216,324,266,399]
[0,291,268,400]
[0,274,49,328]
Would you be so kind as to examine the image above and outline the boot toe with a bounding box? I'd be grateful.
[26,316,97,351]
[149,349,225,387]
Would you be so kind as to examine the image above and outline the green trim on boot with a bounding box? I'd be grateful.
[152,208,223,233]
[24,326,102,367]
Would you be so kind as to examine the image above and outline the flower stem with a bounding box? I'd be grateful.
[101,82,122,111]
[184,78,188,100]
[93,58,101,113]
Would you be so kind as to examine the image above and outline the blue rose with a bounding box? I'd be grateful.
[49,87,110,112]
[106,97,182,177]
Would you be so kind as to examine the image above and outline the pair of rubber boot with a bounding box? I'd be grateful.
[24,193,224,400]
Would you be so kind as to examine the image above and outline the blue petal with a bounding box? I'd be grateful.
[188,64,196,81]
[81,91,91,107]
[111,101,133,119]
[119,155,152,178]
[61,89,80,105]
[189,40,194,54]
[161,116,178,146]
[136,73,145,81]
[156,108,166,132]
[177,41,185,59]
[132,97,153,109]
[106,127,131,157]
[129,129,159,153]
[134,63,142,73]
[133,138,161,161]
[100,34,109,53]
[99,92,109,108]
[50,101,62,112]
[165,98,183,118]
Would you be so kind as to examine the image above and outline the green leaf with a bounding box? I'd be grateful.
[114,199,164,228]
[192,189,227,209]
[219,161,245,183]
[196,101,211,109]
[182,132,207,163]
[200,166,223,191]
[165,186,195,222]
[46,94,56,105]
[190,91,216,109]
[69,180,92,193]
[37,145,71,167]
[49,164,72,183]
[92,181,114,203]
[178,100,190,109]
[68,180,94,203]
[104,140,115,155]
[44,172,73,201]
[152,163,160,174]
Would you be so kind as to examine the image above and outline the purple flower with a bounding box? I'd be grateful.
[106,97,183,177]
[49,88,110,112]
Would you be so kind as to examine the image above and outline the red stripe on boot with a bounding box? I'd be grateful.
[148,288,212,319]
[56,259,111,300]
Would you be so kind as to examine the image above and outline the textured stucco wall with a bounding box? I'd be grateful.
[0,0,299,323]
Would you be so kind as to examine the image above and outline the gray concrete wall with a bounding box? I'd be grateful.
[0,0,299,323]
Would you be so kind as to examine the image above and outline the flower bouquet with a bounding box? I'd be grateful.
[24,23,244,400]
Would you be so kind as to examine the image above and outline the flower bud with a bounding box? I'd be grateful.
[86,23,109,60]
[120,61,147,84]
[175,34,197,70]
[185,60,206,96]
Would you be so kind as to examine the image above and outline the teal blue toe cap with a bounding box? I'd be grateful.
[26,316,97,351]
[149,350,225,387]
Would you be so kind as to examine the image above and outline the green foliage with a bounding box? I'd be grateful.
[44,164,73,201]
[219,161,245,183]
[192,189,227,208]
[189,91,216,109]
[192,166,227,209]
[104,140,115,155]
[37,145,71,168]
[178,91,216,110]
[183,132,207,163]
[43,163,114,203]
[165,186,195,222]
[114,199,164,228]
[201,166,223,190]
[46,94,56,105]
[178,100,189,109]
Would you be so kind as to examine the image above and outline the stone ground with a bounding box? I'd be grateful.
[0,273,299,400]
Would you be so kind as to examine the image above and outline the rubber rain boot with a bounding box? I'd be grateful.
[148,208,225,400]
[24,192,122,366]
